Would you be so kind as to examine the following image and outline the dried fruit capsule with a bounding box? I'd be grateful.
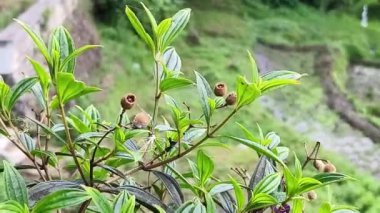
[214,82,227,97]
[323,162,336,173]
[225,92,237,105]
[120,93,136,110]
[313,160,325,172]
[132,112,151,129]
[307,190,317,200]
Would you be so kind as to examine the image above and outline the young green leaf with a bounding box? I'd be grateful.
[247,50,259,84]
[228,136,284,166]
[113,191,135,213]
[27,117,65,144]
[296,177,322,194]
[260,79,299,93]
[32,189,89,212]
[0,200,29,213]
[291,198,303,213]
[140,3,157,34]
[245,193,277,211]
[248,156,276,200]
[15,19,51,66]
[27,57,50,94]
[51,72,101,109]
[8,77,38,110]
[253,173,281,195]
[205,192,216,213]
[236,76,261,108]
[60,45,102,72]
[3,161,28,206]
[284,167,298,197]
[160,77,193,92]
[157,18,172,48]
[162,47,182,73]
[49,26,75,73]
[196,150,214,186]
[262,70,303,81]
[313,173,355,186]
[230,176,245,211]
[84,186,113,213]
[125,6,155,52]
[162,8,191,49]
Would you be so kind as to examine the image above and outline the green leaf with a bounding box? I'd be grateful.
[60,45,101,72]
[84,187,113,213]
[49,26,75,73]
[15,19,51,66]
[247,50,259,84]
[31,150,58,167]
[166,164,197,194]
[260,79,299,93]
[32,189,89,212]
[236,76,261,108]
[230,176,245,211]
[125,6,155,52]
[51,72,101,109]
[228,136,284,166]
[152,170,184,206]
[246,193,277,211]
[27,57,50,95]
[294,154,302,179]
[27,117,65,144]
[140,2,157,35]
[160,77,193,92]
[0,80,11,114]
[8,77,38,110]
[253,173,281,195]
[296,177,322,194]
[319,202,332,213]
[205,192,216,213]
[284,167,298,197]
[162,8,191,49]
[195,71,213,126]
[291,199,303,213]
[157,18,172,47]
[248,156,276,200]
[19,133,35,151]
[313,173,355,186]
[0,200,29,213]
[262,70,303,81]
[196,150,214,186]
[113,191,135,213]
[162,47,182,74]
[3,161,28,206]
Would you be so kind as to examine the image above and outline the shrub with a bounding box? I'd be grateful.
[0,3,357,213]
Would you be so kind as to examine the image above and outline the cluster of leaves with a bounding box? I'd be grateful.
[0,2,357,213]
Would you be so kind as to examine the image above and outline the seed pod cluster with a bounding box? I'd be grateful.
[313,159,336,173]
[213,82,237,106]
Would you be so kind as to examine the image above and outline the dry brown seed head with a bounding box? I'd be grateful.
[214,82,227,97]
[120,93,136,110]
[225,92,237,105]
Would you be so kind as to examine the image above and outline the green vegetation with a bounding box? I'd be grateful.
[83,1,380,212]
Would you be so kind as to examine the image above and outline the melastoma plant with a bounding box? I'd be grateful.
[0,3,357,213]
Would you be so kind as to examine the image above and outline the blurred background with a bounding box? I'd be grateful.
[1,0,380,211]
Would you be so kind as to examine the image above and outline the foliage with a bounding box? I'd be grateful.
[0,3,358,213]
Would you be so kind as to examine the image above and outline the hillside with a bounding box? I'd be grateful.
[81,0,380,212]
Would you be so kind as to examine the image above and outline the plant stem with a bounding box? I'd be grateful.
[151,57,161,129]
[58,104,88,185]
[106,108,238,184]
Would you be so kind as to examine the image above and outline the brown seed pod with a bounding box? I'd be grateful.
[323,162,336,173]
[132,112,151,129]
[225,92,237,105]
[214,82,227,97]
[313,160,325,172]
[307,190,317,200]
[120,93,136,110]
